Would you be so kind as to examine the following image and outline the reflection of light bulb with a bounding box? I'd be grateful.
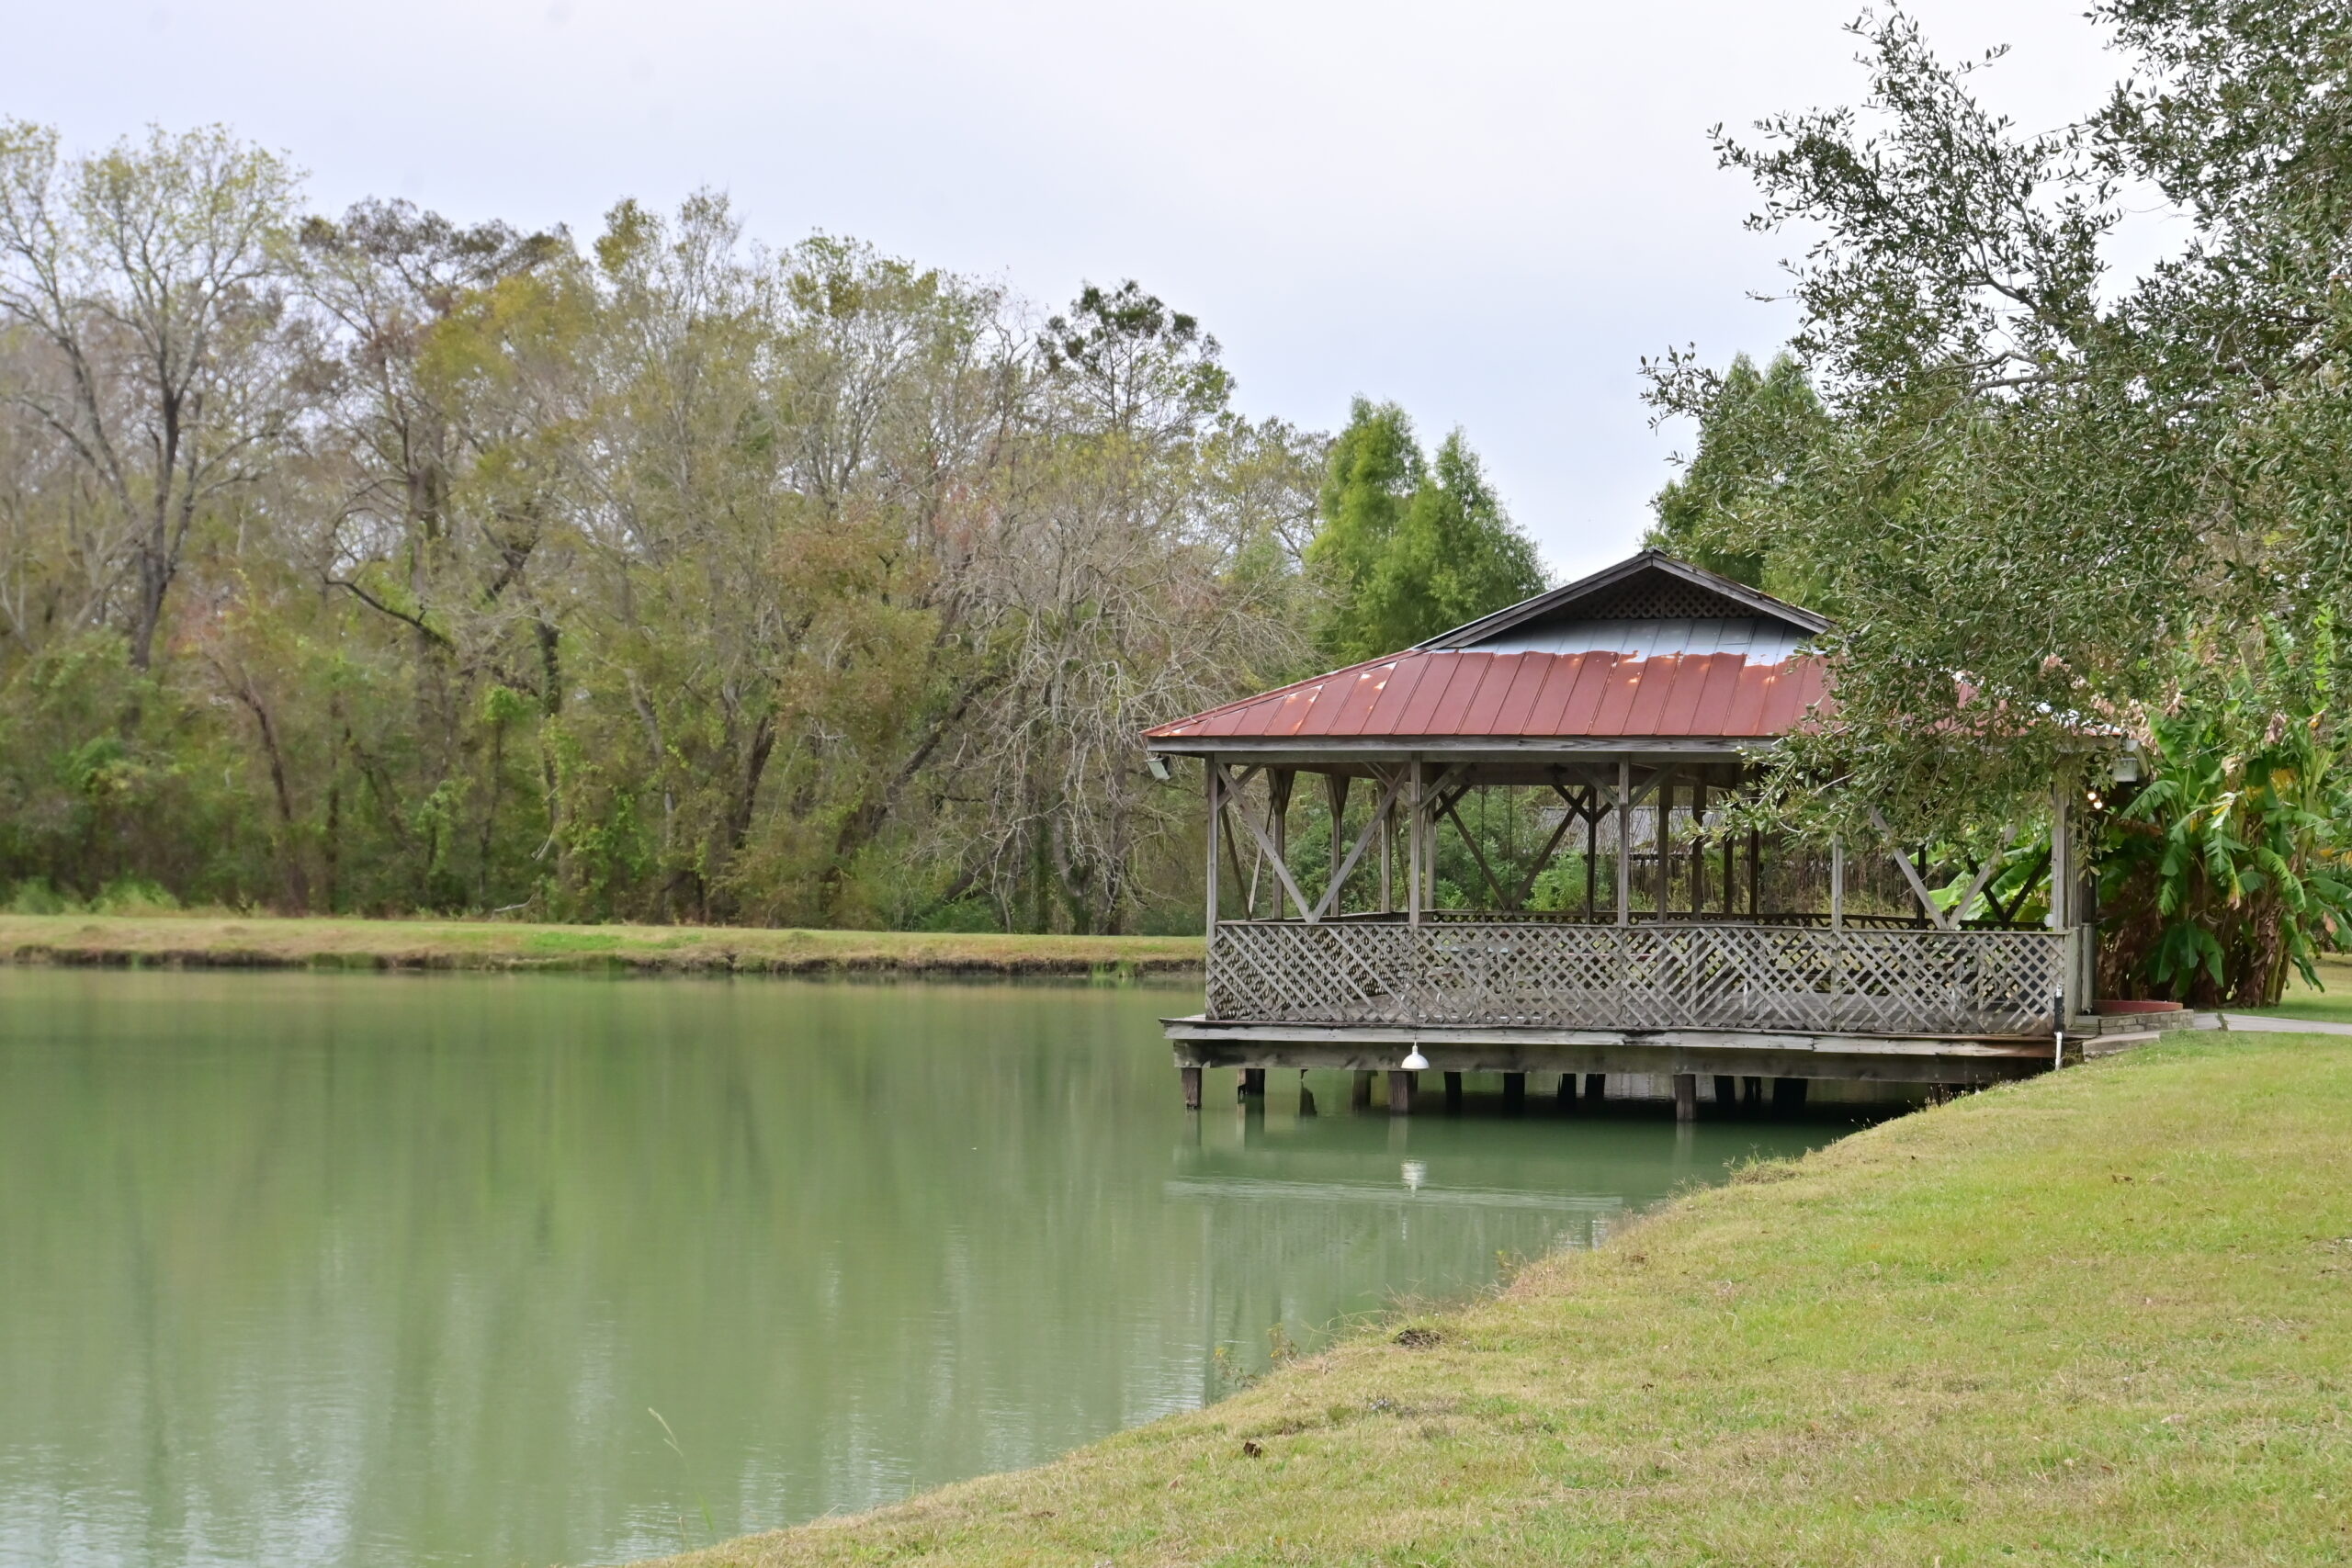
[1401,1044,1429,1070]
[1401,1159,1427,1191]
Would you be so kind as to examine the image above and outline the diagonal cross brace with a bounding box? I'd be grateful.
[1314,768,1407,919]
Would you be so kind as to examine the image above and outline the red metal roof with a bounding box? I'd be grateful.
[1144,648,1829,746]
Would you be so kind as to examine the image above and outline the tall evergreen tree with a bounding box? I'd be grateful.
[1306,400,1544,662]
[1646,352,1829,598]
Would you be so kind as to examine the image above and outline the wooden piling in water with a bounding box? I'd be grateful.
[1182,1066,1202,1110]
[1742,1076,1763,1108]
[1673,1073,1698,1122]
[1584,1073,1607,1107]
[1502,1072,1526,1111]
[1239,1067,1266,1101]
[1556,1073,1577,1108]
[1388,1069,1418,1115]
[1297,1069,1317,1116]
[1351,1070,1374,1110]
[1443,1070,1464,1111]
[1713,1075,1737,1111]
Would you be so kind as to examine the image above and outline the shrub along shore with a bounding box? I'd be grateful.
[643,1032,2352,1567]
[0,913,1203,978]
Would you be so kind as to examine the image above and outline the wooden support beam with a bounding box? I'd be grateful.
[1297,1069,1317,1116]
[1204,758,1222,931]
[1691,780,1707,916]
[1351,1069,1374,1110]
[1182,1066,1203,1110]
[1714,1074,1737,1110]
[1949,827,2018,927]
[1503,1072,1526,1111]
[1511,790,1585,909]
[1556,1072,1577,1107]
[1673,1073,1698,1122]
[1217,762,1317,921]
[1388,1069,1418,1115]
[1722,809,1736,917]
[1443,1070,1464,1111]
[1743,1075,1763,1108]
[1654,767,1676,919]
[1585,1072,1607,1105]
[1870,807,1950,929]
[1239,1066,1266,1100]
[1314,768,1406,919]
[1616,759,1634,927]
[1830,837,1845,931]
[1440,793,1512,908]
[1408,759,1425,926]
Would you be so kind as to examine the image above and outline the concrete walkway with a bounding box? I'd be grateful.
[2209,1011,2352,1035]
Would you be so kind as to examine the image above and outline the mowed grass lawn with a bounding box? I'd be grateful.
[651,1032,2352,1567]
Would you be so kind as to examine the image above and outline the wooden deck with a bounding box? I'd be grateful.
[1167,1015,2066,1086]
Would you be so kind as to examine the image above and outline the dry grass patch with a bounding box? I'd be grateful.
[0,912,1201,978]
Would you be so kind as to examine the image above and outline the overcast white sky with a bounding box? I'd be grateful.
[6,0,2131,579]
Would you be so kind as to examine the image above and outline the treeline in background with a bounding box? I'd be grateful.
[0,123,1544,932]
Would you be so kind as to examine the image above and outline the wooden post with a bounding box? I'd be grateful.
[1742,1075,1763,1108]
[1747,828,1761,919]
[1379,784,1394,910]
[1324,773,1351,916]
[1673,1073,1698,1122]
[1713,1075,1737,1110]
[1830,837,1845,931]
[1691,781,1707,916]
[1584,807,1599,919]
[1557,1072,1577,1107]
[1204,757,1221,933]
[1297,1069,1317,1116]
[1351,1069,1374,1110]
[1655,770,1674,920]
[1585,1072,1607,1105]
[1443,1070,1464,1111]
[1723,815,1736,917]
[1408,759,1425,928]
[1269,770,1295,919]
[1239,1067,1266,1100]
[1615,759,1633,927]
[1388,1069,1418,1115]
[1503,1072,1526,1111]
[1182,1066,1202,1110]
[2049,774,2073,931]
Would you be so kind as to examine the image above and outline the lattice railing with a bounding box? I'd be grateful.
[1207,920,2068,1037]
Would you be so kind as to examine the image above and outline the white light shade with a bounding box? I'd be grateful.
[1401,1045,1430,1071]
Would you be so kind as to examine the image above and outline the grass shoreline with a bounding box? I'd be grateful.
[641,1030,2352,1566]
[0,912,1203,979]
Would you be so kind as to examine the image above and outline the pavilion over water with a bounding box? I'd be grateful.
[1142,550,2102,1117]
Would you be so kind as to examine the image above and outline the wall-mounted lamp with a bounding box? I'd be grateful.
[2111,748,2143,785]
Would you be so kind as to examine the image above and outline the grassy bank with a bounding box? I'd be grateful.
[0,912,1202,978]
[650,1031,2352,1566]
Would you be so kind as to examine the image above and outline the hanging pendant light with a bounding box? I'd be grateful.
[1401,1043,1430,1071]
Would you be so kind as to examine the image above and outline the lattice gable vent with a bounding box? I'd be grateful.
[1543,568,1759,625]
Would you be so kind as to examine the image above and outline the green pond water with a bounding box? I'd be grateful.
[0,968,1852,1567]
